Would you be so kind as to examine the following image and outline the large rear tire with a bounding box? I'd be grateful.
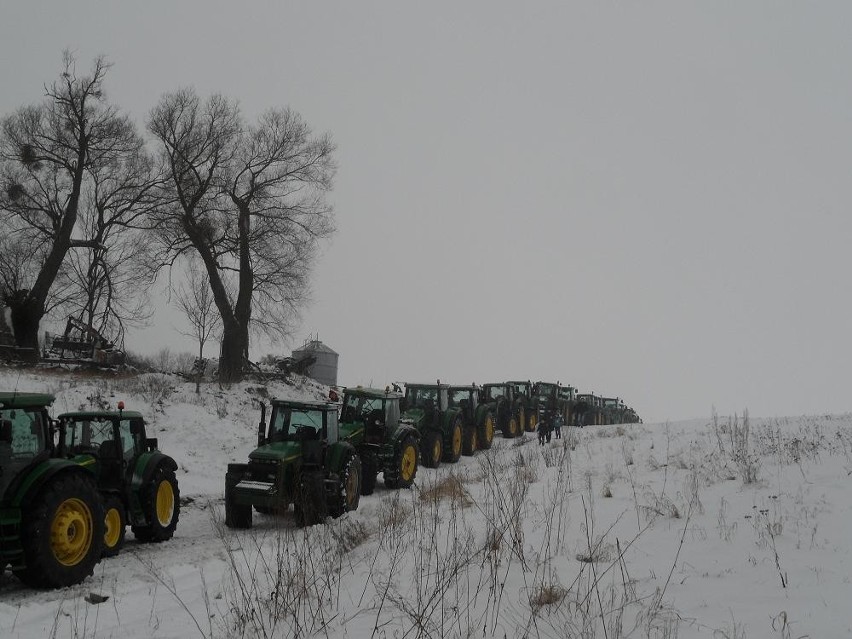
[16,473,104,588]
[133,466,180,542]
[462,425,478,456]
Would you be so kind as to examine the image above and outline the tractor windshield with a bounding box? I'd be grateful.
[536,384,557,398]
[268,406,325,441]
[449,389,474,407]
[0,407,46,459]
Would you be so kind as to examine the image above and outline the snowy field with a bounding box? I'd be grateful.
[0,366,850,638]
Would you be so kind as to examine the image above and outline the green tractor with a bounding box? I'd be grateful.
[0,392,104,588]
[225,399,362,528]
[57,402,180,557]
[574,393,605,426]
[506,380,538,432]
[338,387,419,494]
[533,381,577,431]
[480,382,527,438]
[447,385,495,454]
[401,383,464,468]
[601,397,641,425]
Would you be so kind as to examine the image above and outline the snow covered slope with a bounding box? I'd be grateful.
[0,367,850,638]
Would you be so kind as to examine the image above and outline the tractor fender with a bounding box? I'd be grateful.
[325,441,358,474]
[390,423,419,447]
[10,458,96,508]
[473,404,491,427]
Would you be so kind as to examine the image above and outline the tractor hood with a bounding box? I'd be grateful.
[248,441,302,463]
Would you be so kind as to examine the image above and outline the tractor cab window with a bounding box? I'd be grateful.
[269,407,326,442]
[0,408,45,458]
[119,419,141,459]
[510,383,529,398]
[483,385,505,401]
[326,410,339,443]
[66,418,116,456]
[449,389,474,414]
[406,387,438,410]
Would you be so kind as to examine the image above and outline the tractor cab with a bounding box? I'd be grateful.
[447,385,479,425]
[0,393,54,498]
[340,387,402,445]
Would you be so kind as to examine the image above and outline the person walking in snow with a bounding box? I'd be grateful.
[554,412,563,439]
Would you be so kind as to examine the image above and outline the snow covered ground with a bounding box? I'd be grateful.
[0,366,850,638]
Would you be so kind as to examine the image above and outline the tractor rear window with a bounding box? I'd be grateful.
[1,408,45,458]
[483,386,505,400]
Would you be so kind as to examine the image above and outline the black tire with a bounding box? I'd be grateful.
[15,472,104,588]
[133,465,180,542]
[518,406,530,432]
[225,467,252,529]
[420,430,442,469]
[330,453,362,518]
[478,412,495,450]
[385,436,418,489]
[462,425,478,456]
[361,452,378,496]
[295,470,327,526]
[102,495,126,558]
[443,418,463,463]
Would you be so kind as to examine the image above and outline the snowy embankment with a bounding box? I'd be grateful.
[0,368,850,638]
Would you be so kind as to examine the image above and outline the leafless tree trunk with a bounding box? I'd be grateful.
[175,260,222,392]
[0,52,154,358]
[148,89,335,383]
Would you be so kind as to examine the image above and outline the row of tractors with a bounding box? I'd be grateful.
[224,380,640,529]
[0,392,180,589]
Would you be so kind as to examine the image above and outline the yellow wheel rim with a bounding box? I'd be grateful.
[432,437,442,464]
[452,425,462,456]
[50,498,94,567]
[471,430,478,452]
[509,416,519,437]
[104,506,122,549]
[155,480,175,527]
[400,444,417,481]
[529,413,538,430]
[484,415,494,443]
[519,408,526,431]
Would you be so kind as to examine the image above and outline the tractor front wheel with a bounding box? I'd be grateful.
[330,453,362,518]
[478,412,495,450]
[102,495,126,558]
[295,470,328,526]
[443,419,463,463]
[462,426,478,456]
[16,473,104,588]
[386,436,418,489]
[421,431,442,468]
[133,466,180,542]
[361,452,378,495]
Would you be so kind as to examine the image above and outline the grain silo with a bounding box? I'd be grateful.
[292,339,339,386]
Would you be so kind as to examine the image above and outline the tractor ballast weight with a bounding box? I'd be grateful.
[338,387,419,494]
[57,404,180,557]
[225,399,362,528]
[401,382,465,468]
[0,392,105,588]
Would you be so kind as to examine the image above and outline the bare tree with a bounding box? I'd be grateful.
[174,260,221,392]
[148,88,335,382]
[0,52,153,357]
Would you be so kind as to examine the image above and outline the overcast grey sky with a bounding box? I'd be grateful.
[2,2,851,423]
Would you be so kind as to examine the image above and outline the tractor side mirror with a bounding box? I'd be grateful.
[0,419,12,443]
